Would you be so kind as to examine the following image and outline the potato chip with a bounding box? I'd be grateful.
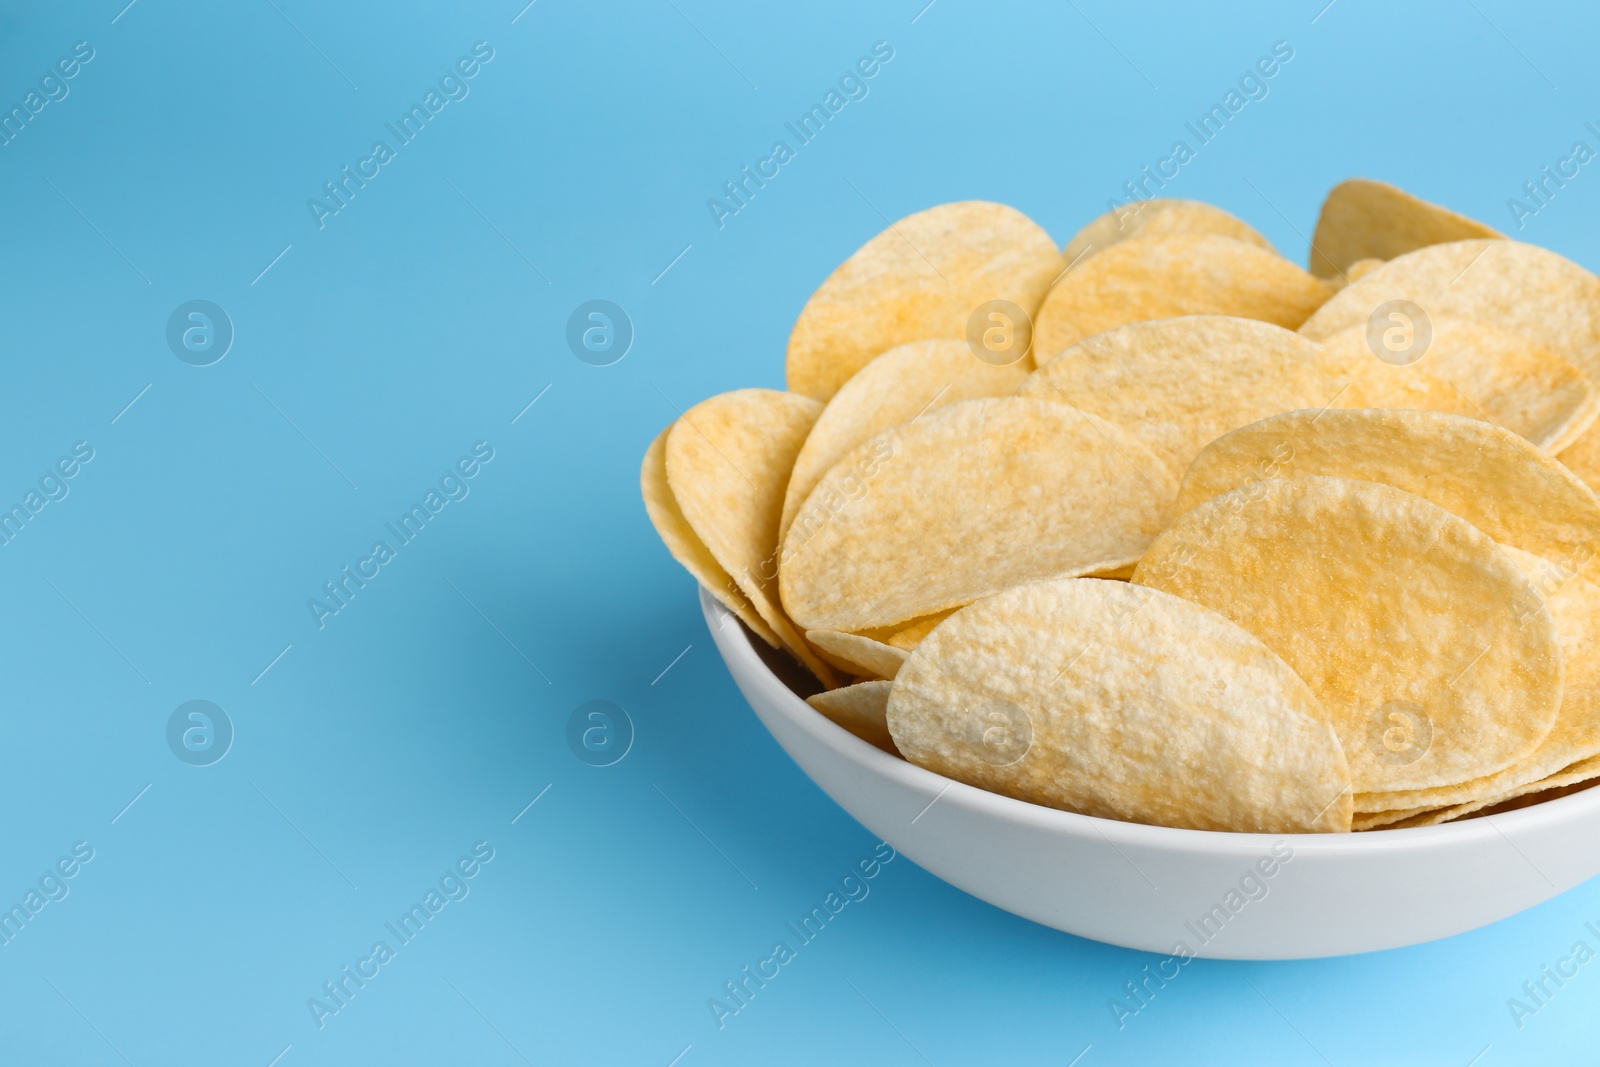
[855,609,955,652]
[1560,423,1600,494]
[780,339,1026,541]
[1352,808,1433,831]
[1032,234,1333,364]
[1299,239,1600,384]
[1344,258,1385,283]
[886,578,1351,832]
[1382,754,1600,829]
[1308,178,1501,279]
[1134,476,1563,794]
[664,389,839,685]
[807,680,898,754]
[1316,319,1599,451]
[1354,549,1600,814]
[1317,337,1477,416]
[780,398,1177,632]
[641,427,780,647]
[1018,316,1342,478]
[1175,409,1600,573]
[785,202,1063,400]
[807,630,908,680]
[1060,199,1274,267]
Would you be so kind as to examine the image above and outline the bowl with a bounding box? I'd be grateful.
[702,586,1600,959]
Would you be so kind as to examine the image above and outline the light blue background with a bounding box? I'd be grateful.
[1,0,1597,1063]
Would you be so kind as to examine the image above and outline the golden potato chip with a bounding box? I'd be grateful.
[1309,178,1501,279]
[780,339,1026,541]
[1560,423,1600,494]
[886,578,1351,833]
[1382,754,1600,829]
[1355,549,1600,814]
[1060,199,1274,267]
[1299,239,1600,384]
[780,398,1177,632]
[785,202,1063,400]
[640,427,780,647]
[1316,336,1476,416]
[1175,409,1600,574]
[1317,318,1599,451]
[807,681,898,754]
[665,389,839,686]
[806,630,908,680]
[1017,316,1342,478]
[1134,476,1563,794]
[1032,234,1333,364]
[1344,257,1385,283]
[855,609,955,652]
[1353,808,1433,831]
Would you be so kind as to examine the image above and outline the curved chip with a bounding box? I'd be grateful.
[1174,409,1600,573]
[807,680,898,754]
[1018,316,1342,478]
[1134,476,1563,794]
[854,609,955,653]
[886,578,1352,833]
[1298,239,1600,384]
[1060,199,1274,267]
[780,398,1177,632]
[1317,318,1599,451]
[1308,178,1501,279]
[785,201,1063,400]
[1356,548,1600,814]
[1032,234,1333,364]
[664,389,839,685]
[807,630,908,680]
[1353,808,1433,831]
[1344,257,1385,283]
[1560,422,1600,495]
[1380,754,1600,829]
[641,427,780,647]
[780,339,1027,541]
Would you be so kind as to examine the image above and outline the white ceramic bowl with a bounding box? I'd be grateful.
[703,587,1600,959]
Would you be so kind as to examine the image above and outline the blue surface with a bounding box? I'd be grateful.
[1,0,1598,1063]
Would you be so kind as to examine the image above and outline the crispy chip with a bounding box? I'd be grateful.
[1309,179,1501,279]
[1018,316,1342,478]
[665,389,839,685]
[807,681,898,754]
[886,578,1351,832]
[785,202,1063,400]
[780,398,1177,632]
[1134,476,1563,794]
[807,630,908,680]
[1353,808,1433,831]
[1175,409,1600,572]
[1383,754,1600,829]
[1061,199,1274,267]
[1317,318,1599,451]
[780,339,1026,541]
[1356,548,1600,814]
[1344,258,1385,283]
[1560,423,1600,494]
[641,427,780,647]
[1299,239,1600,384]
[1032,234,1333,364]
[855,609,955,652]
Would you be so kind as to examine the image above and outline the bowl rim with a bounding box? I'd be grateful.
[703,585,1600,854]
